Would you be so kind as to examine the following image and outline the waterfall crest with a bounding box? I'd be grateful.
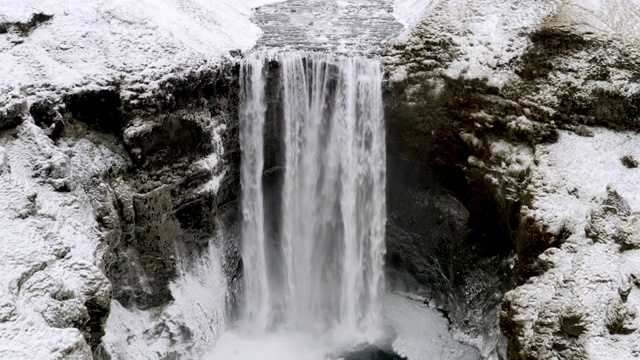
[239,51,386,337]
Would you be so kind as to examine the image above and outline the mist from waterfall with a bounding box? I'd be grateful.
[239,51,387,338]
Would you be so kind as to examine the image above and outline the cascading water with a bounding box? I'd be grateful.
[239,52,271,332]
[239,51,386,338]
[207,51,481,360]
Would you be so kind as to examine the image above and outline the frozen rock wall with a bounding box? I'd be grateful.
[383,0,640,358]
[0,0,275,358]
[0,61,242,359]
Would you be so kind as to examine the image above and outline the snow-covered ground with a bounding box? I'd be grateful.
[505,129,640,359]
[386,0,563,87]
[556,0,640,41]
[0,0,286,115]
[0,122,124,359]
[388,0,640,88]
[528,129,640,235]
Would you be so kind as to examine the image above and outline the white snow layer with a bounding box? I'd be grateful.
[0,0,283,111]
[391,0,563,84]
[507,128,640,359]
[384,295,480,360]
[528,129,640,235]
[390,0,640,88]
[556,0,640,42]
[392,0,439,27]
[0,122,124,359]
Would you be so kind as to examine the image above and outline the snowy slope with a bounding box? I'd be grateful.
[0,123,124,359]
[386,0,563,87]
[504,129,640,359]
[556,0,640,41]
[0,0,283,114]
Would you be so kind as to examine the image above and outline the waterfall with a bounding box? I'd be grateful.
[239,52,271,331]
[239,51,386,338]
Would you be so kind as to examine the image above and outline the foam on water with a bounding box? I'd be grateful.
[205,293,480,359]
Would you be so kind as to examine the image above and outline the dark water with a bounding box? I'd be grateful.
[340,345,407,360]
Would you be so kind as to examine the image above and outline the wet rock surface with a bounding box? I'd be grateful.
[59,66,240,314]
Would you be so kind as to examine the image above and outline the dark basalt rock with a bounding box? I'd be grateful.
[124,113,214,169]
[0,101,27,130]
[0,114,23,131]
[84,298,111,349]
[621,155,639,169]
[64,89,125,134]
[382,64,517,354]
[30,99,64,140]
[174,197,216,235]
[42,63,241,353]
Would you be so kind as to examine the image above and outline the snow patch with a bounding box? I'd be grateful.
[0,122,119,359]
[392,0,438,27]
[528,128,640,234]
[0,0,284,113]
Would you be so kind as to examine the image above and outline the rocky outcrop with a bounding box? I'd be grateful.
[0,59,241,358]
[383,0,640,358]
[0,13,53,36]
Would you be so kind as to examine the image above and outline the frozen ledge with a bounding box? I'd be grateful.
[0,0,284,114]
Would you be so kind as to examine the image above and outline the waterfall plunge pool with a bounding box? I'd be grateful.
[206,293,479,360]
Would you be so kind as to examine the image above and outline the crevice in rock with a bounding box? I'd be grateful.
[64,89,125,135]
[0,13,53,36]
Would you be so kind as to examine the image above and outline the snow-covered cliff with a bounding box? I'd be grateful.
[0,1,275,358]
[385,0,640,358]
[2,0,640,359]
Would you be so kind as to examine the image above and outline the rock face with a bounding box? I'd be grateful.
[0,1,278,358]
[384,0,640,358]
[0,118,114,359]
[0,63,241,359]
[500,129,640,359]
